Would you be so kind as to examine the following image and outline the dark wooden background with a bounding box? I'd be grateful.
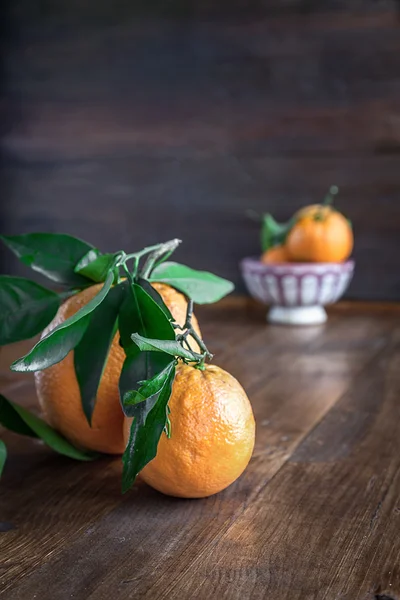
[1,0,400,299]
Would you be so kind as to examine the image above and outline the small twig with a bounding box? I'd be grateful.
[185,298,194,324]
[182,299,213,361]
[182,335,195,353]
[140,239,181,280]
[322,185,339,207]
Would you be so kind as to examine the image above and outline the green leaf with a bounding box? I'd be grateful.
[0,394,37,436]
[121,360,176,493]
[138,278,173,321]
[11,270,115,373]
[261,215,293,252]
[0,394,96,461]
[73,248,99,271]
[118,282,175,353]
[0,276,60,345]
[118,281,176,418]
[75,252,118,283]
[11,317,90,373]
[119,350,173,417]
[0,439,7,477]
[1,233,95,287]
[150,262,234,304]
[123,362,174,406]
[131,333,200,362]
[74,282,127,424]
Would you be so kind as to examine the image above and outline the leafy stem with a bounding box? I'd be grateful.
[130,292,214,369]
[176,298,213,366]
[139,239,181,280]
[114,239,182,282]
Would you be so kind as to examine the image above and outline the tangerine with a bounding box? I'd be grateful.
[35,282,201,454]
[261,244,289,264]
[286,206,353,263]
[124,363,255,498]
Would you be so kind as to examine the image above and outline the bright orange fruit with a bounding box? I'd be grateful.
[286,205,353,263]
[124,363,255,498]
[261,244,289,264]
[35,282,201,455]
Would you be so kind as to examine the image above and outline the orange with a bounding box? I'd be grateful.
[35,282,201,455]
[123,363,255,498]
[286,206,353,263]
[261,244,289,264]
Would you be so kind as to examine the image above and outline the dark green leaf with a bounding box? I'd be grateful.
[119,350,172,417]
[75,252,118,283]
[150,262,234,304]
[0,394,37,436]
[121,361,176,493]
[118,282,175,353]
[138,278,173,321]
[118,281,176,419]
[0,439,7,477]
[0,276,60,345]
[11,316,90,373]
[11,270,115,373]
[74,282,127,424]
[0,233,95,287]
[261,214,293,252]
[131,333,200,362]
[73,248,100,272]
[0,394,96,461]
[123,359,177,406]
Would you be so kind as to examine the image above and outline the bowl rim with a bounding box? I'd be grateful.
[240,256,355,272]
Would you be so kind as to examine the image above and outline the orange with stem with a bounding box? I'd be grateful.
[286,186,353,263]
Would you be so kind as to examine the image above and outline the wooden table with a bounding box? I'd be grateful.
[1,300,400,599]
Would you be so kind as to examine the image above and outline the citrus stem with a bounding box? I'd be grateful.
[124,243,168,262]
[122,261,134,284]
[314,185,339,222]
[140,239,181,280]
[180,299,213,363]
[323,185,339,207]
[115,239,181,282]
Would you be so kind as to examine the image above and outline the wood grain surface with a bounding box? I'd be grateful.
[1,299,399,599]
[2,5,400,300]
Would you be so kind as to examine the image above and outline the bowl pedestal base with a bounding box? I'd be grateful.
[268,305,327,326]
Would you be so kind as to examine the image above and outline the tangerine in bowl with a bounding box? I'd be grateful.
[242,187,355,325]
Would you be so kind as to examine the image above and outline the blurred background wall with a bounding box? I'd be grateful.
[1,0,400,299]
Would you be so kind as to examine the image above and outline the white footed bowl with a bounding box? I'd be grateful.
[240,258,355,325]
